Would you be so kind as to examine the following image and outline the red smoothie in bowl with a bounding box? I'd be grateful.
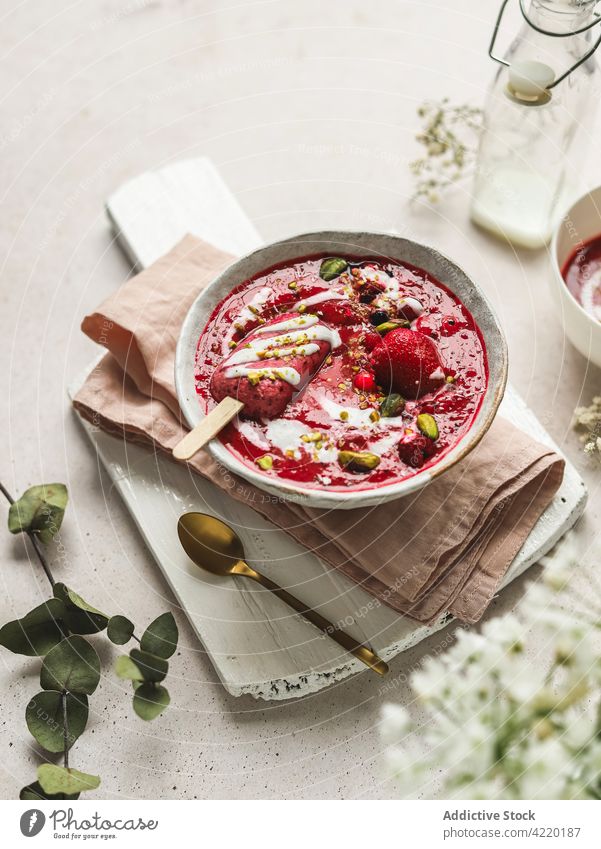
[193,254,488,493]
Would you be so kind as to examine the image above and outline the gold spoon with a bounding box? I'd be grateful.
[177,512,389,677]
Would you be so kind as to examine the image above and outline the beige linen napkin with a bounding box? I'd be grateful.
[74,235,564,625]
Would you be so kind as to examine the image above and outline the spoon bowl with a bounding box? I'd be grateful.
[177,512,246,576]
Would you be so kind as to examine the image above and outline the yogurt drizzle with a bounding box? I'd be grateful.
[223,314,342,386]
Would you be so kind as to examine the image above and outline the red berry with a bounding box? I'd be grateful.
[398,432,436,468]
[369,328,445,399]
[353,371,376,392]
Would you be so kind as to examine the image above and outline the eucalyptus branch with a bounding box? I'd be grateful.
[0,479,179,800]
[0,481,56,587]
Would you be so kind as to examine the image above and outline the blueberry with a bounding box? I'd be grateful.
[369,309,389,326]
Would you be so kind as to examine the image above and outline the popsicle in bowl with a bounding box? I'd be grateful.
[172,312,341,460]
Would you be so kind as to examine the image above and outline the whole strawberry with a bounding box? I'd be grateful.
[369,328,445,398]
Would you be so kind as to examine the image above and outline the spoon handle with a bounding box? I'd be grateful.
[249,571,389,676]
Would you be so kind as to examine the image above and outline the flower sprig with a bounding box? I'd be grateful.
[0,481,179,800]
[410,99,482,204]
[381,535,601,799]
[573,395,601,459]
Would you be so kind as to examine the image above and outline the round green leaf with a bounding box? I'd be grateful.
[53,583,108,635]
[115,654,145,681]
[319,257,348,281]
[25,690,88,753]
[40,636,100,695]
[140,612,178,659]
[8,483,68,543]
[37,764,100,795]
[107,615,134,645]
[130,648,168,682]
[0,598,65,656]
[20,781,80,801]
[133,683,170,720]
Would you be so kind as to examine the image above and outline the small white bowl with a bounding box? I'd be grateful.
[175,231,507,509]
[551,187,601,369]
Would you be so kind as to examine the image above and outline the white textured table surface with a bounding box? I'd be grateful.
[1,0,599,800]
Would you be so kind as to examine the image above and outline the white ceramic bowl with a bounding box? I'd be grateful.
[175,231,508,509]
[551,186,601,369]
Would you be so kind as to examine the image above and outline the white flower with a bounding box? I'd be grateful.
[412,661,447,702]
[381,543,601,800]
[562,709,596,750]
[482,614,524,649]
[380,704,411,744]
[503,654,548,704]
[519,738,571,800]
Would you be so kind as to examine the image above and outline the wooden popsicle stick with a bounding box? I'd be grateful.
[172,397,244,461]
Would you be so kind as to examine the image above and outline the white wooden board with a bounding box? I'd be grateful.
[70,158,587,700]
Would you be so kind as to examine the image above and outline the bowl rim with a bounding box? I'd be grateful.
[551,185,601,331]
[174,229,508,508]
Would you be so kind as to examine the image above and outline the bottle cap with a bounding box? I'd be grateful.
[507,60,555,104]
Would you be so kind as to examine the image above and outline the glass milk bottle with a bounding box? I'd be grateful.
[471,0,601,249]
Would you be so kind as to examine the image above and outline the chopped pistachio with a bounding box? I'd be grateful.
[297,304,307,313]
[338,450,381,473]
[416,413,439,440]
[380,394,405,417]
[369,410,380,423]
[288,281,298,290]
[340,410,349,422]
[301,432,323,444]
[255,455,273,471]
[446,375,455,384]
[247,372,262,386]
[228,341,237,349]
[320,257,348,281]
[376,319,411,335]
